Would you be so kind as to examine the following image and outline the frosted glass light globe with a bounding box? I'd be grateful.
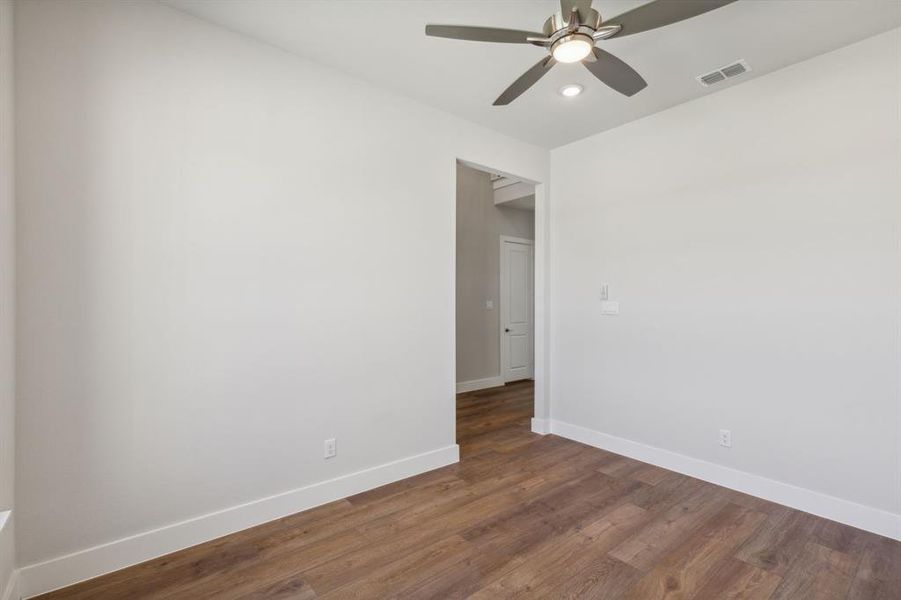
[552,36,593,63]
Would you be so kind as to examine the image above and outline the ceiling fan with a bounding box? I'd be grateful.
[425,0,737,105]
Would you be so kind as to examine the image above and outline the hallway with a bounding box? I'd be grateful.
[456,379,534,458]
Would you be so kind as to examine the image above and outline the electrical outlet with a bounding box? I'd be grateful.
[719,429,732,448]
[324,438,337,459]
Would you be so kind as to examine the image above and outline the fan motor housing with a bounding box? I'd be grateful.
[543,8,603,34]
[542,8,620,43]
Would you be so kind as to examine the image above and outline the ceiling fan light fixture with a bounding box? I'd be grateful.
[551,34,593,63]
[425,0,739,105]
[559,84,583,97]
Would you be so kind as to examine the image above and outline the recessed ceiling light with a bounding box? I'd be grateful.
[559,84,583,98]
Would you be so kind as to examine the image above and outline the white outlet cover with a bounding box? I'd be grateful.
[719,429,732,448]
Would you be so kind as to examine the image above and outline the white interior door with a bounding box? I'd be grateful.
[500,237,534,382]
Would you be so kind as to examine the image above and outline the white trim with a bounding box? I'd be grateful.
[494,181,534,206]
[499,236,534,384]
[531,183,549,427]
[18,445,460,599]
[456,376,505,394]
[0,511,15,600]
[498,235,533,245]
[550,420,901,541]
[1,570,18,600]
[530,418,549,435]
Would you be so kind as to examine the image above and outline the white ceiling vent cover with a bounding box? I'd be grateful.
[697,60,751,87]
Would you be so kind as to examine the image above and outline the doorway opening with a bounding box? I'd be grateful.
[454,160,538,449]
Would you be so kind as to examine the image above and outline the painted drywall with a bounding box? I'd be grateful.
[551,29,901,522]
[14,0,547,580]
[0,0,16,597]
[456,163,533,385]
[494,181,534,206]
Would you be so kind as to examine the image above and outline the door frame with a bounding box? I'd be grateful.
[454,158,550,436]
[499,235,534,383]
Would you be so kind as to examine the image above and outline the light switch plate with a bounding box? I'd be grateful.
[324,438,337,459]
[600,301,619,315]
[486,300,494,310]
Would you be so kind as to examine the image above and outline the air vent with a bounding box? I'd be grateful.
[721,62,747,78]
[696,60,751,87]
[699,71,726,86]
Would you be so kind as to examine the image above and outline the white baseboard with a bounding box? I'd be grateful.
[550,420,901,541]
[18,445,460,599]
[456,376,504,394]
[1,570,18,600]
[530,418,549,435]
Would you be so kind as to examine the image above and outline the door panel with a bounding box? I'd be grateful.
[510,332,529,370]
[501,239,533,382]
[509,248,529,324]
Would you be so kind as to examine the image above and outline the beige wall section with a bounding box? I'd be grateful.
[0,0,16,596]
[551,29,901,517]
[14,0,549,579]
[456,163,533,385]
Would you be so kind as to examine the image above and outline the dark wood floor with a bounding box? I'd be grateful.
[41,380,900,599]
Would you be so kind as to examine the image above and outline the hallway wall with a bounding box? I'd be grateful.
[0,0,17,596]
[456,163,533,386]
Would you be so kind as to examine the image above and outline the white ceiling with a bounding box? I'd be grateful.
[163,0,901,148]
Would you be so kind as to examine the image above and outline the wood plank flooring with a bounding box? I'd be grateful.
[39,380,901,599]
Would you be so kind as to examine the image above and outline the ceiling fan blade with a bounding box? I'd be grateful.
[605,0,737,38]
[494,57,556,106]
[583,47,647,97]
[425,25,541,44]
[561,0,593,21]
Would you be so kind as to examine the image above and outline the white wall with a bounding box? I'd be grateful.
[15,0,896,593]
[551,29,901,534]
[0,0,16,597]
[456,163,533,385]
[14,0,547,590]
